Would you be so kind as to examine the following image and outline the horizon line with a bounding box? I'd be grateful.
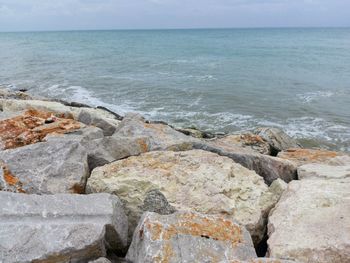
[1,26,350,34]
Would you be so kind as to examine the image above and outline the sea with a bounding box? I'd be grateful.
[0,28,349,152]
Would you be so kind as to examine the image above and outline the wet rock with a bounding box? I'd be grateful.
[0,192,128,263]
[267,178,350,263]
[194,140,297,185]
[87,150,283,244]
[277,148,347,166]
[112,113,199,152]
[126,211,257,263]
[0,139,89,194]
[254,127,300,155]
[0,109,81,150]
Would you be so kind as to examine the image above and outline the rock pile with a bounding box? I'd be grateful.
[0,87,348,262]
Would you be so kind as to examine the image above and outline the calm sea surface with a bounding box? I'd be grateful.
[0,28,349,151]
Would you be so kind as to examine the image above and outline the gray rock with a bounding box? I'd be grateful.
[193,141,297,185]
[0,139,89,194]
[254,127,300,155]
[89,258,112,263]
[126,211,257,263]
[0,192,128,263]
[139,189,177,215]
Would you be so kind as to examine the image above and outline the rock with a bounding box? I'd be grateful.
[112,113,199,151]
[89,258,112,263]
[175,127,215,139]
[193,140,297,185]
[126,211,257,263]
[298,162,350,180]
[139,189,177,215]
[254,127,300,155]
[0,192,128,263]
[0,98,74,118]
[87,150,283,244]
[0,87,33,100]
[267,178,350,263]
[77,108,121,136]
[0,139,89,194]
[209,133,271,155]
[0,109,82,150]
[277,148,346,166]
[247,259,298,263]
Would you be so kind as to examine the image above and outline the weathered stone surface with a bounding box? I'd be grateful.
[247,259,298,263]
[87,150,283,244]
[298,162,350,180]
[194,140,297,185]
[210,133,271,155]
[77,108,121,136]
[267,179,350,263]
[0,192,128,263]
[89,257,112,263]
[277,148,346,166]
[126,211,257,263]
[0,109,81,150]
[254,127,300,154]
[113,113,199,151]
[0,87,33,100]
[0,139,89,194]
[139,189,177,215]
[175,127,215,139]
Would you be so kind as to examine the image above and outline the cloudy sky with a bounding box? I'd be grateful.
[0,0,349,31]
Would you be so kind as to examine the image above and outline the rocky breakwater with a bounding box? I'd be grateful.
[0,86,348,263]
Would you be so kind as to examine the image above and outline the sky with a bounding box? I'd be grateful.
[0,0,349,32]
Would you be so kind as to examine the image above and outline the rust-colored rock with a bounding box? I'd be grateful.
[277,148,345,166]
[0,162,25,193]
[0,109,81,150]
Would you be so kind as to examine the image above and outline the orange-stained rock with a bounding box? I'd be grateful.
[0,109,81,150]
[126,211,257,263]
[277,148,346,166]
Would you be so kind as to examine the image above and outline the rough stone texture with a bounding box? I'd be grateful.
[76,108,121,136]
[139,189,177,215]
[193,140,297,185]
[89,258,112,263]
[267,178,350,263]
[0,139,89,194]
[277,148,347,166]
[0,192,128,263]
[87,150,283,244]
[298,163,350,180]
[175,127,215,139]
[210,133,271,155]
[126,211,257,263]
[0,98,74,118]
[0,87,33,100]
[0,109,81,150]
[254,127,300,154]
[112,113,199,152]
[247,259,298,263]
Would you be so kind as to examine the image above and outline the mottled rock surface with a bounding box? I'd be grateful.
[254,127,300,154]
[267,179,350,263]
[194,140,297,185]
[0,192,128,263]
[112,113,199,152]
[0,139,89,194]
[126,211,257,263]
[87,150,283,244]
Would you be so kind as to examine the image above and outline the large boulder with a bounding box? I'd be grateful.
[277,148,346,166]
[0,109,82,150]
[298,159,350,180]
[254,127,300,155]
[193,139,297,185]
[112,113,199,151]
[0,139,89,194]
[267,178,350,263]
[87,150,284,244]
[126,211,257,263]
[0,192,128,263]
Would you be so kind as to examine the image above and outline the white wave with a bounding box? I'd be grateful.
[297,91,334,103]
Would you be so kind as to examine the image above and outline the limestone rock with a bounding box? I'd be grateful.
[277,148,346,166]
[0,192,128,263]
[89,258,112,263]
[194,140,297,185]
[247,259,298,263]
[0,139,89,194]
[0,87,33,100]
[267,179,350,263]
[0,109,82,150]
[126,211,257,263]
[87,150,283,244]
[298,163,350,180]
[254,127,300,154]
[112,113,199,151]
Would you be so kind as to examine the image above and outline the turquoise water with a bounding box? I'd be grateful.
[0,28,349,151]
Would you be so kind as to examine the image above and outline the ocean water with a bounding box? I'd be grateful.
[0,28,349,152]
